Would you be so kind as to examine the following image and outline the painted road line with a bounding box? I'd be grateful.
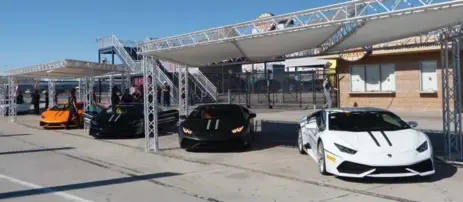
[0,174,95,202]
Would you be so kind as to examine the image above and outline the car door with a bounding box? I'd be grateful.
[314,111,327,155]
[303,112,319,154]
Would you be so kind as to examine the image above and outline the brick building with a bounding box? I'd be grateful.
[319,46,463,112]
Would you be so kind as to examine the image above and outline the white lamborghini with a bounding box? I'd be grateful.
[298,107,435,178]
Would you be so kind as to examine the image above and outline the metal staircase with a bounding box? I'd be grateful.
[97,34,217,103]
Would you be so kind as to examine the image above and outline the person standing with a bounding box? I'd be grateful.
[54,92,59,105]
[65,88,80,129]
[162,81,171,107]
[111,86,120,112]
[31,89,40,114]
[322,78,337,109]
[44,90,49,109]
[157,86,162,104]
[121,88,133,103]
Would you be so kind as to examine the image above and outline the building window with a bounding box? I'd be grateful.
[419,61,438,92]
[350,64,395,92]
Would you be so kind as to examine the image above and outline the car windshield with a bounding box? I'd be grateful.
[328,111,411,132]
[188,105,243,119]
[105,104,161,114]
[49,104,69,111]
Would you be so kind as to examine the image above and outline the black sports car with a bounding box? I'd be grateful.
[178,104,256,151]
[84,103,179,138]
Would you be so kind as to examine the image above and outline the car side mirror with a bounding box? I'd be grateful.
[408,121,418,128]
[179,115,187,120]
[249,113,256,119]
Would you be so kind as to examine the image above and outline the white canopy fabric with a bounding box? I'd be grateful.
[6,59,126,79]
[138,0,463,66]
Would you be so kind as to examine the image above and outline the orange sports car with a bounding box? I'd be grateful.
[40,102,84,129]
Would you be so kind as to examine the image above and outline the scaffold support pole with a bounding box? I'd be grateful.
[441,37,462,162]
[0,83,6,117]
[178,64,189,116]
[8,77,16,123]
[48,79,56,107]
[143,56,158,152]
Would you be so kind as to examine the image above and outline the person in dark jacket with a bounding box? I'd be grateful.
[31,90,40,114]
[65,88,80,129]
[54,92,59,105]
[162,81,170,107]
[111,86,120,112]
[44,90,49,109]
[157,86,162,104]
[16,91,24,104]
[121,88,133,103]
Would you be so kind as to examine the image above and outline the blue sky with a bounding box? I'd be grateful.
[0,0,344,70]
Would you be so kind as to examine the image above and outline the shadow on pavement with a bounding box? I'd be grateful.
[0,147,75,156]
[0,133,31,138]
[0,172,181,200]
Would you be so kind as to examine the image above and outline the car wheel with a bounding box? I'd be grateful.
[317,141,328,175]
[243,135,253,150]
[298,129,307,155]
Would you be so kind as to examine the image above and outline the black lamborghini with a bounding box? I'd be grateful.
[178,104,256,151]
[84,103,179,138]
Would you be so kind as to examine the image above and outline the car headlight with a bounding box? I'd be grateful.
[416,141,428,153]
[182,127,193,135]
[91,120,98,125]
[334,143,357,154]
[231,126,244,134]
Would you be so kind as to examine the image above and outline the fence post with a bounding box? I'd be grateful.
[228,89,231,104]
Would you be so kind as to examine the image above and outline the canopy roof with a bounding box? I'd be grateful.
[138,0,463,66]
[6,59,125,79]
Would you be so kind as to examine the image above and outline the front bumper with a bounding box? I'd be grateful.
[88,126,136,138]
[324,150,435,178]
[40,121,78,129]
[179,133,249,149]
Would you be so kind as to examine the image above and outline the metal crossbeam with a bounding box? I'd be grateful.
[143,56,158,152]
[441,37,462,161]
[139,0,457,54]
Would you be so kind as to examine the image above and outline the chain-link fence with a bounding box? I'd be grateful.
[203,69,338,109]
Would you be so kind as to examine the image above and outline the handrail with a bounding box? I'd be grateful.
[97,35,178,102]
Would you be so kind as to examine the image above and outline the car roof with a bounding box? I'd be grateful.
[324,107,390,113]
[197,104,243,108]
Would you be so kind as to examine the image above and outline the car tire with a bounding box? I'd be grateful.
[298,129,307,155]
[243,136,253,150]
[318,141,328,175]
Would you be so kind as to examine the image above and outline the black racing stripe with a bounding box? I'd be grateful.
[380,131,393,146]
[367,131,381,147]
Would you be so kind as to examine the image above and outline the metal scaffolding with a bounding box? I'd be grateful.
[0,81,7,117]
[441,37,462,161]
[48,79,56,107]
[178,64,189,117]
[143,56,158,152]
[83,76,95,134]
[8,77,16,123]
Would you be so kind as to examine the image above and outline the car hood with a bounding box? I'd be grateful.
[330,129,425,153]
[41,110,70,121]
[181,118,246,133]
